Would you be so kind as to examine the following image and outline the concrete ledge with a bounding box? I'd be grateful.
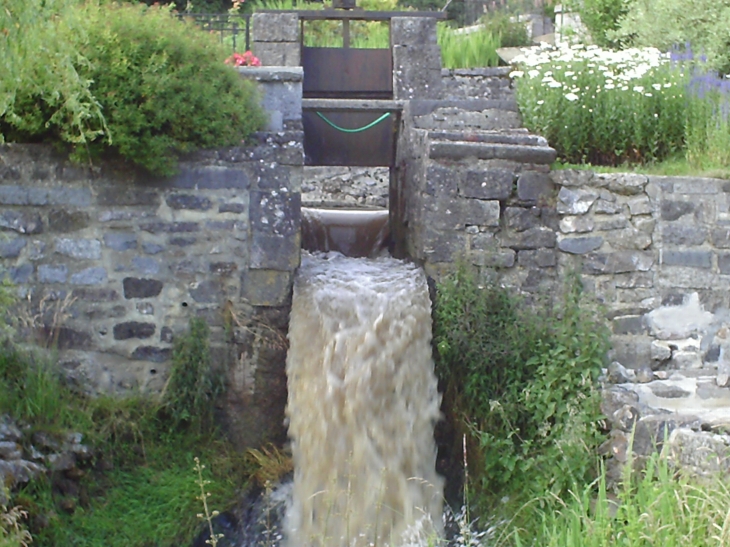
[410,98,519,115]
[428,129,549,147]
[236,66,303,82]
[302,99,405,111]
[441,67,512,77]
[429,140,557,164]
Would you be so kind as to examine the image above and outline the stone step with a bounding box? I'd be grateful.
[428,138,556,164]
[428,129,549,147]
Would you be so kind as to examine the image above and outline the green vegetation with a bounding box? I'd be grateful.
[433,266,609,522]
[500,453,730,546]
[569,0,628,48]
[438,25,502,68]
[0,318,255,547]
[1,1,265,176]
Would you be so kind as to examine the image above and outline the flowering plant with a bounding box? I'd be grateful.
[225,51,261,67]
[510,43,686,165]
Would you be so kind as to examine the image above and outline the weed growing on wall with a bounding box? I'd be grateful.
[163,317,225,435]
[433,266,609,519]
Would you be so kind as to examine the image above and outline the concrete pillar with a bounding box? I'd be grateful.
[252,12,301,67]
[391,17,443,100]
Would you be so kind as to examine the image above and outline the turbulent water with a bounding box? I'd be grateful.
[285,252,444,547]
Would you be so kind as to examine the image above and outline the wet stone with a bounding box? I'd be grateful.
[123,278,163,299]
[131,346,171,363]
[113,322,156,340]
[48,209,90,233]
[0,210,43,234]
[166,194,212,211]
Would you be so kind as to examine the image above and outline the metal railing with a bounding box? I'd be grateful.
[183,13,252,53]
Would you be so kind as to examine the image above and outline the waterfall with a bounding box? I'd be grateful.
[285,251,444,547]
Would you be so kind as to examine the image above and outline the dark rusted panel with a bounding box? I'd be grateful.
[303,109,397,166]
[302,47,392,98]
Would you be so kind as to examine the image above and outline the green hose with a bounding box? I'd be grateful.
[315,111,392,133]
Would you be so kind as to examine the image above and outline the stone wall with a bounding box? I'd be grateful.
[0,128,302,447]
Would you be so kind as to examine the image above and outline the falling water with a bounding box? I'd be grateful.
[285,251,444,547]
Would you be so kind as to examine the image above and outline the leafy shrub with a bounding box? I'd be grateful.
[480,11,529,48]
[163,318,224,434]
[0,0,106,149]
[3,2,266,176]
[433,266,609,515]
[438,24,501,69]
[574,0,629,48]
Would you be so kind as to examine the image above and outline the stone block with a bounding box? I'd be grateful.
[70,267,107,285]
[711,227,730,248]
[627,195,652,215]
[190,280,223,304]
[612,315,646,335]
[662,224,706,246]
[132,257,160,275]
[141,221,199,234]
[606,173,648,195]
[54,327,93,350]
[594,214,629,231]
[673,178,720,194]
[205,220,236,231]
[560,215,595,233]
[97,187,159,207]
[460,199,500,227]
[460,169,513,199]
[252,12,299,42]
[171,166,250,190]
[219,202,247,214]
[557,187,599,215]
[241,270,292,306]
[517,171,554,202]
[132,346,171,363]
[253,42,300,67]
[0,210,43,234]
[502,227,556,250]
[166,194,212,211]
[113,322,156,340]
[169,237,197,247]
[72,288,119,301]
[423,229,467,263]
[250,191,300,236]
[517,249,556,268]
[558,236,603,255]
[210,262,238,276]
[594,199,622,214]
[48,211,89,236]
[38,264,68,284]
[470,249,516,268]
[505,207,541,232]
[250,232,300,270]
[550,169,593,188]
[142,243,165,255]
[583,251,654,274]
[606,227,652,250]
[719,253,730,274]
[661,200,694,221]
[123,278,163,299]
[55,238,101,260]
[9,263,33,283]
[425,163,459,197]
[104,232,137,251]
[253,162,292,190]
[391,17,438,45]
[661,250,712,268]
[0,237,26,259]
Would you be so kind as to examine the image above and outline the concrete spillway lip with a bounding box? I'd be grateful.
[301,206,390,258]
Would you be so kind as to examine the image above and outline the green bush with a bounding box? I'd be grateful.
[438,23,501,68]
[0,0,106,149]
[574,0,629,48]
[433,266,609,516]
[480,11,530,48]
[2,2,266,176]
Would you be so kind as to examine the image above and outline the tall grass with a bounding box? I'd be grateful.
[438,24,501,69]
[501,453,730,547]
